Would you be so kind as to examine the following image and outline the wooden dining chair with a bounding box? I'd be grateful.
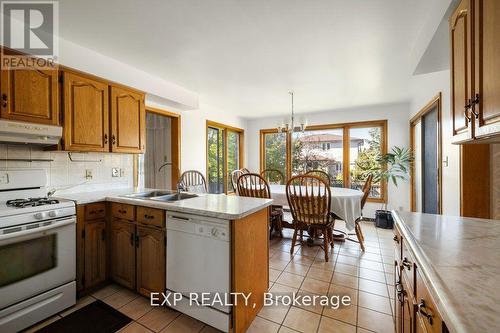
[237,173,284,238]
[179,170,207,193]
[306,170,331,186]
[241,168,251,174]
[261,169,285,185]
[230,169,245,192]
[353,174,373,251]
[286,175,335,261]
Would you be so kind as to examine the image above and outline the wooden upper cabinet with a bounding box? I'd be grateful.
[0,64,59,125]
[110,85,145,153]
[62,71,109,151]
[474,0,500,139]
[450,0,473,143]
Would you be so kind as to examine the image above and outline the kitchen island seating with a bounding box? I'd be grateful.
[179,170,207,193]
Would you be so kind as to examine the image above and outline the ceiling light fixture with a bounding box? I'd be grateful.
[278,91,307,134]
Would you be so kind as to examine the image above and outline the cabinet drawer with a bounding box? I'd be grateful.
[137,206,165,228]
[111,203,136,221]
[85,202,106,220]
[416,270,442,333]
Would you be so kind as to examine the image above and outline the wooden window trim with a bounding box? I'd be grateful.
[206,120,244,194]
[259,119,388,203]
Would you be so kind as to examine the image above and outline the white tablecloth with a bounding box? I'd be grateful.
[269,184,363,231]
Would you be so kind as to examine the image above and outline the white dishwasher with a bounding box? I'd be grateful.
[166,212,231,332]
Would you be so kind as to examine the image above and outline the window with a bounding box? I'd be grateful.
[260,120,387,202]
[207,121,244,194]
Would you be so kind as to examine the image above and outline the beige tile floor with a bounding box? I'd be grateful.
[23,221,396,333]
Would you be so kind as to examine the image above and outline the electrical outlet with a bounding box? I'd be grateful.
[112,167,119,177]
[85,169,93,180]
[120,169,125,177]
[0,172,9,184]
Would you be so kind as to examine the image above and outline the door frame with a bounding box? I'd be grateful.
[410,93,443,213]
[133,107,181,190]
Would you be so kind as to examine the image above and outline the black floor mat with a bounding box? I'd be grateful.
[35,300,131,333]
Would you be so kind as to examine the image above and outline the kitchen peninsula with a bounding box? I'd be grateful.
[392,211,500,333]
[57,189,273,333]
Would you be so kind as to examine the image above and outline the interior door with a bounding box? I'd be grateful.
[63,72,109,151]
[421,108,439,214]
[0,66,59,125]
[450,0,473,142]
[474,0,500,138]
[110,86,145,153]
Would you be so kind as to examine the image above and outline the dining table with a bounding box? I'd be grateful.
[268,184,364,231]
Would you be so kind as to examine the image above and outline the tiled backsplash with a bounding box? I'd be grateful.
[0,144,134,194]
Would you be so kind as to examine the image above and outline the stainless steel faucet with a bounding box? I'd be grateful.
[176,179,187,194]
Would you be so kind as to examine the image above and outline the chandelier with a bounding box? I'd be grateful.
[277,91,307,133]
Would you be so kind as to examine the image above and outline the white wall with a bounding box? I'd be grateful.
[408,70,460,216]
[246,102,411,218]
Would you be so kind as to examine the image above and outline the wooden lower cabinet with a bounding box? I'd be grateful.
[136,226,166,297]
[110,220,136,289]
[84,220,107,289]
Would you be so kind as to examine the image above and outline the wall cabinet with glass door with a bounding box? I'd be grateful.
[450,0,500,143]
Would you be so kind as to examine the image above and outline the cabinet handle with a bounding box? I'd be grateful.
[396,282,404,303]
[470,93,480,119]
[393,235,399,243]
[1,94,7,108]
[104,134,108,144]
[118,209,126,214]
[112,135,116,145]
[144,214,154,219]
[402,257,412,270]
[130,233,134,246]
[418,299,434,325]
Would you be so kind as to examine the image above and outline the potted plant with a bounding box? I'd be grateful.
[371,146,413,229]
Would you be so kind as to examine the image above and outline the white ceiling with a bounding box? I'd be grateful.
[58,0,434,118]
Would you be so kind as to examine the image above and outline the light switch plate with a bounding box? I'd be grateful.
[85,169,93,180]
[0,172,9,184]
[112,167,119,177]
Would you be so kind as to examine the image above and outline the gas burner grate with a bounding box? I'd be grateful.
[6,197,60,208]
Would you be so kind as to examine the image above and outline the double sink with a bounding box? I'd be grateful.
[122,190,198,202]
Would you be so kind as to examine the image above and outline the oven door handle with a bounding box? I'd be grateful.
[0,217,76,241]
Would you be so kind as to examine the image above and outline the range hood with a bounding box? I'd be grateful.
[0,119,62,145]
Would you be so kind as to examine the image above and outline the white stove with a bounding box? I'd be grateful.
[0,170,76,333]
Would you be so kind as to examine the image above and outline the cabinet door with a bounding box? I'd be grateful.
[450,0,474,142]
[0,65,59,125]
[474,0,500,138]
[136,226,165,297]
[84,220,107,288]
[110,220,136,289]
[62,72,109,151]
[402,276,415,333]
[110,86,145,153]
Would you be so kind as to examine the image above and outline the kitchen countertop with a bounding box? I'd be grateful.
[392,211,500,333]
[56,188,273,220]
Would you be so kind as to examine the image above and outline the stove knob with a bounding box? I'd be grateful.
[211,228,220,237]
[48,210,58,218]
[34,212,45,220]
